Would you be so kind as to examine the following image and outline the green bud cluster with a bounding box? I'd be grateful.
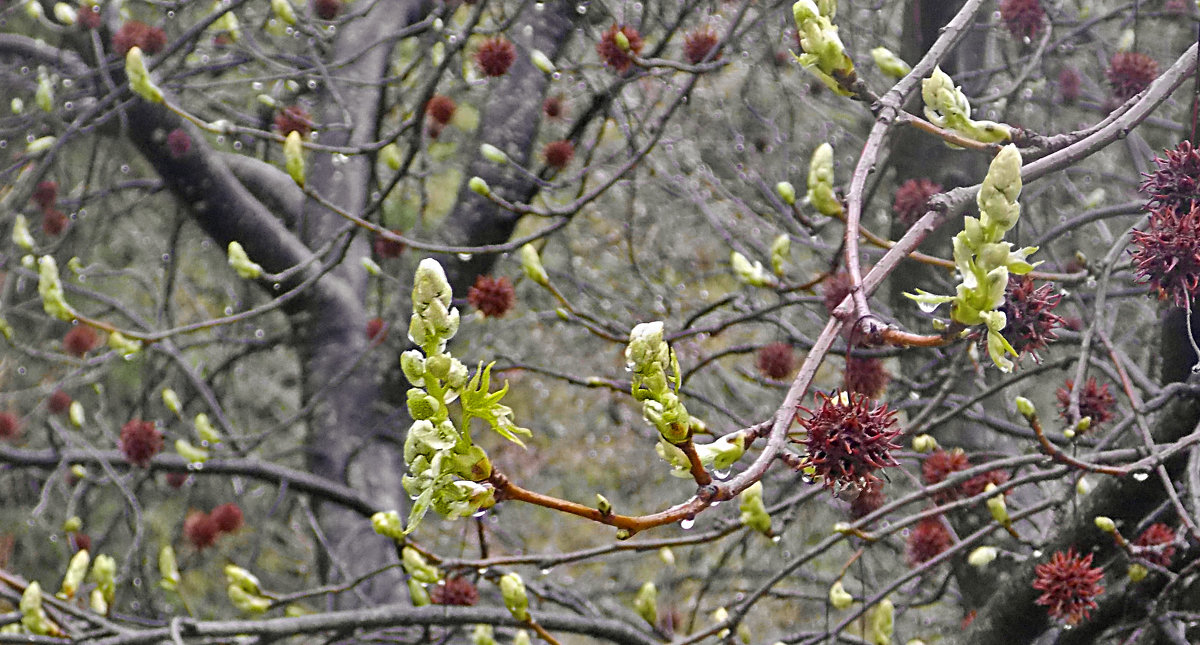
[807,143,843,217]
[626,322,696,444]
[738,481,773,535]
[500,572,530,621]
[159,545,180,591]
[38,256,73,321]
[656,430,746,478]
[792,1,856,96]
[226,565,270,614]
[634,581,657,625]
[905,145,1034,371]
[58,550,89,600]
[731,251,777,288]
[125,48,164,103]
[921,67,1011,144]
[20,582,53,635]
[396,259,531,534]
[870,47,911,79]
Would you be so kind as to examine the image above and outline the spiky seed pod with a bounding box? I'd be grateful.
[822,272,853,315]
[467,275,516,318]
[999,275,1065,361]
[542,140,574,169]
[961,469,1010,498]
[906,516,953,566]
[0,412,21,442]
[425,95,457,126]
[1058,68,1081,103]
[32,181,57,210]
[1133,523,1177,567]
[796,391,902,490]
[63,325,99,357]
[48,390,72,414]
[71,533,91,553]
[922,448,971,502]
[119,419,163,467]
[1033,548,1105,626]
[999,0,1046,40]
[1141,141,1200,212]
[756,342,795,379]
[1130,204,1200,305]
[77,6,101,30]
[183,511,219,550]
[42,209,68,236]
[892,178,942,225]
[312,0,341,20]
[1106,52,1158,101]
[274,105,313,138]
[596,24,644,73]
[430,577,479,606]
[365,317,387,341]
[683,28,720,65]
[1056,378,1116,431]
[211,503,244,533]
[112,21,167,56]
[543,95,565,119]
[373,230,405,259]
[849,480,885,519]
[475,37,516,77]
[165,472,189,488]
[843,356,889,398]
[166,129,191,158]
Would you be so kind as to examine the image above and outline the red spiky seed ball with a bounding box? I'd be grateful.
[756,342,794,380]
[211,503,244,533]
[0,412,21,442]
[274,105,313,138]
[425,95,457,126]
[1133,523,1176,567]
[373,230,405,259]
[165,471,189,489]
[32,181,57,210]
[1106,52,1158,101]
[543,95,565,119]
[63,325,100,358]
[1141,141,1200,213]
[907,516,953,566]
[893,178,942,225]
[849,480,885,519]
[1033,548,1105,626]
[596,24,644,73]
[796,391,902,490]
[112,21,167,56]
[77,5,101,30]
[475,37,516,77]
[922,448,971,502]
[999,0,1045,40]
[999,275,1065,361]
[166,128,191,158]
[843,356,889,398]
[71,532,91,553]
[312,0,342,20]
[823,272,853,315]
[365,317,387,342]
[1056,378,1115,431]
[1130,204,1200,305]
[467,275,516,318]
[542,140,574,169]
[430,576,479,606]
[683,27,721,65]
[48,390,72,414]
[1058,67,1081,103]
[119,418,163,468]
[961,468,1011,498]
[183,511,219,550]
[42,209,68,236]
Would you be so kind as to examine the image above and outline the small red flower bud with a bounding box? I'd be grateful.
[77,5,101,30]
[999,0,1045,40]
[430,576,479,606]
[32,181,58,211]
[72,532,91,553]
[312,0,342,20]
[1141,141,1200,213]
[1058,67,1081,103]
[184,510,219,550]
[274,105,313,138]
[166,128,191,158]
[373,230,406,259]
[822,272,853,316]
[475,37,516,77]
[843,356,889,398]
[1106,52,1158,101]
[42,209,68,236]
[1056,378,1115,432]
[892,178,942,225]
[922,448,971,503]
[119,418,163,468]
[848,480,885,519]
[467,275,516,318]
[165,471,189,489]
[542,140,574,169]
[796,391,902,490]
[63,326,100,358]
[756,342,794,380]
[542,95,565,119]
[596,24,644,73]
[365,317,387,341]
[48,390,72,414]
[0,412,21,442]
[112,21,167,56]
[961,468,1011,498]
[1033,548,1105,626]
[906,516,953,566]
[682,28,721,65]
[425,95,457,126]
[211,503,244,533]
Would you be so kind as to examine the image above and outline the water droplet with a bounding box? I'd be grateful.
[540,568,552,575]
[713,468,730,480]
[576,4,587,14]
[477,568,489,575]
[1133,472,1149,482]
[917,300,941,314]
[1032,549,1043,558]
[771,535,782,543]
[680,518,695,530]
[456,253,473,261]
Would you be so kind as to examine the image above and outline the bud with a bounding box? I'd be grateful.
[407,578,431,606]
[38,256,74,321]
[36,71,54,113]
[731,251,775,288]
[833,521,853,535]
[90,554,116,604]
[361,256,382,276]
[159,545,180,591]
[59,549,90,599]
[472,625,496,645]
[26,136,56,156]
[614,30,630,51]
[712,607,730,638]
[513,630,532,645]
[175,439,209,463]
[480,143,508,164]
[659,546,675,567]
[775,181,796,205]
[531,49,556,74]
[379,143,402,171]
[12,215,34,251]
[468,176,491,196]
[162,388,182,416]
[225,565,262,594]
[867,599,895,645]
[806,142,843,217]
[1075,416,1092,433]
[53,3,77,25]
[1127,563,1148,582]
[89,588,107,615]
[271,0,297,25]
[401,546,440,584]
[194,413,220,444]
[967,546,998,569]
[1094,516,1116,533]
[26,0,45,19]
[986,484,1009,526]
[1076,477,1093,496]
[21,582,52,635]
[400,350,426,385]
[69,401,85,427]
[227,241,263,279]
[739,481,773,535]
[911,434,938,453]
[634,581,657,625]
[519,244,550,286]
[284,131,306,187]
[11,97,24,114]
[1063,428,1076,440]
[63,516,82,532]
[1014,396,1036,419]
[770,234,790,277]
[500,572,530,621]
[870,47,911,78]
[596,493,612,515]
[413,258,453,311]
[371,510,405,539]
[829,581,853,609]
[125,48,164,103]
[228,584,271,614]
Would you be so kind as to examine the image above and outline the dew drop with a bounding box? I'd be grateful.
[771,535,782,543]
[713,468,730,480]
[917,300,942,314]
[1133,472,1149,482]
[680,518,695,530]
[540,568,552,575]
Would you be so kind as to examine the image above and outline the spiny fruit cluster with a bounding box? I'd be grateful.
[1132,141,1200,306]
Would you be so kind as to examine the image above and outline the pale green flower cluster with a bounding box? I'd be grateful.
[922,67,1012,144]
[626,322,694,444]
[792,1,856,96]
[389,259,531,534]
[807,142,843,217]
[906,145,1036,371]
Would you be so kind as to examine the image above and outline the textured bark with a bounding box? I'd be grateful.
[439,3,576,295]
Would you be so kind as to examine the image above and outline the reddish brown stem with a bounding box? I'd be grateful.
[1021,413,1128,477]
[678,439,713,486]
